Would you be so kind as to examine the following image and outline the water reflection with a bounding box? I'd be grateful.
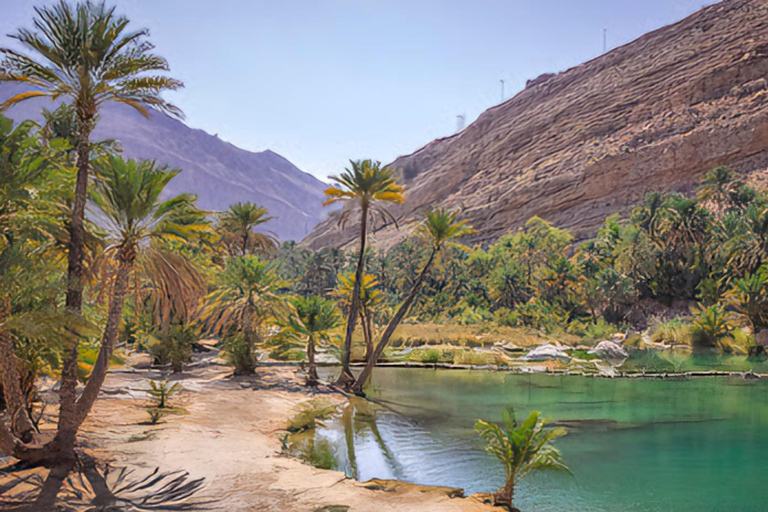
[312,367,768,512]
[0,460,207,511]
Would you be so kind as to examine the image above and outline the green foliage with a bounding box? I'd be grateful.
[690,304,733,350]
[201,255,288,374]
[574,318,618,344]
[650,318,693,346]
[147,323,198,373]
[144,407,166,425]
[409,348,441,363]
[218,202,277,257]
[475,407,570,508]
[287,399,338,433]
[146,380,181,409]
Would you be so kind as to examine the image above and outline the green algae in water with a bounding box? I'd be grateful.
[315,366,768,512]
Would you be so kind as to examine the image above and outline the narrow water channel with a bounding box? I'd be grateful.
[316,367,768,512]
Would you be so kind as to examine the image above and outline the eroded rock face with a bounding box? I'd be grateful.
[304,0,768,249]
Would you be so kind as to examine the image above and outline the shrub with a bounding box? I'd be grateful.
[408,348,442,363]
[452,350,498,366]
[690,304,733,350]
[146,380,182,409]
[650,317,693,345]
[493,307,519,327]
[577,318,617,344]
[221,332,257,375]
[149,324,197,373]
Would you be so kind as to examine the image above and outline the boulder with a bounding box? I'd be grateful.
[589,340,629,360]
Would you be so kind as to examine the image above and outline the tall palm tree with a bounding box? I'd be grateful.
[0,0,183,457]
[332,272,382,361]
[475,407,570,510]
[286,295,341,385]
[201,256,288,374]
[219,202,277,257]
[323,159,404,386]
[23,156,207,463]
[351,208,473,395]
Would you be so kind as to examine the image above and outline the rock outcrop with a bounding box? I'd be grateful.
[304,0,768,249]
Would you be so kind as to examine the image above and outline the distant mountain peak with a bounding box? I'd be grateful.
[0,82,329,240]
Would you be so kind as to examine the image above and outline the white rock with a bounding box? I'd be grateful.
[521,344,570,362]
[589,340,629,360]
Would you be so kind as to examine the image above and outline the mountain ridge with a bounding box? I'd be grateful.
[303,0,768,249]
[0,82,329,241]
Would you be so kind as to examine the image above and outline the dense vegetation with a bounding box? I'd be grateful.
[277,165,768,358]
[2,0,768,473]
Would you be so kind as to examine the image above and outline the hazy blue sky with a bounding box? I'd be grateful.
[2,0,712,181]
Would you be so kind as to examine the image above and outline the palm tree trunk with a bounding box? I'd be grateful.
[73,257,133,428]
[306,335,318,385]
[56,116,94,459]
[361,306,374,362]
[351,248,437,395]
[336,205,368,388]
[494,480,517,511]
[48,256,132,458]
[0,298,35,442]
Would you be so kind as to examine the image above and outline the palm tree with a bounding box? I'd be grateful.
[323,159,404,386]
[727,268,768,335]
[697,166,736,214]
[286,296,341,385]
[351,208,473,395]
[0,0,182,459]
[201,256,288,374]
[219,202,277,257]
[475,407,570,511]
[29,156,206,462]
[332,272,382,361]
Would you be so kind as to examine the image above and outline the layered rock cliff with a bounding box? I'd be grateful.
[303,0,768,249]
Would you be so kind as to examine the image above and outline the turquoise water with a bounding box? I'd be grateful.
[315,368,768,512]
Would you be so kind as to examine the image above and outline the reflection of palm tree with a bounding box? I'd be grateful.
[341,402,358,479]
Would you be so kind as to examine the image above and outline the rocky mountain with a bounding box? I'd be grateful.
[303,0,768,249]
[0,83,329,241]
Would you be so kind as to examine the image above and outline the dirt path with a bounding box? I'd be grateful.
[80,361,497,512]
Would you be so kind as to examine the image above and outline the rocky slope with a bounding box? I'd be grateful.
[304,0,768,249]
[0,83,329,241]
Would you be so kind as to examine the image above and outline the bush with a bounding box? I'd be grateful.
[571,318,617,343]
[408,348,442,363]
[149,324,197,373]
[494,307,520,327]
[690,304,733,350]
[452,350,499,366]
[650,317,693,345]
[221,332,257,375]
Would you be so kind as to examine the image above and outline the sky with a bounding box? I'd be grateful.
[1,0,713,182]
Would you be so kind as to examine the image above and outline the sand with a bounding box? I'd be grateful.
[72,358,498,512]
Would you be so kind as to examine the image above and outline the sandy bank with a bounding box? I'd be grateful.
[78,363,498,512]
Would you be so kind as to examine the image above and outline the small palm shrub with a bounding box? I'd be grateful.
[476,407,570,510]
[147,380,181,409]
[221,332,258,375]
[145,408,166,425]
[650,317,693,345]
[149,324,198,373]
[690,304,733,350]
